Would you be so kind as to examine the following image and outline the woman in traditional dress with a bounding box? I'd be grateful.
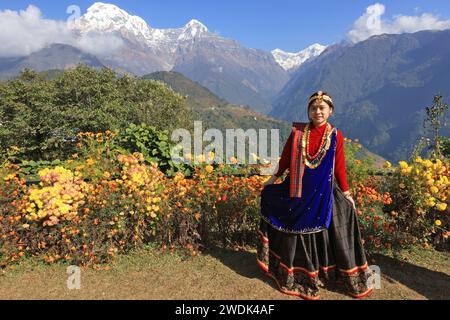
[257,90,373,300]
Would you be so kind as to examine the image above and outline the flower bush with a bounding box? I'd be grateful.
[352,178,407,253]
[24,167,89,226]
[384,156,449,248]
[1,128,448,269]
[0,164,29,266]
[156,161,265,253]
[0,149,167,267]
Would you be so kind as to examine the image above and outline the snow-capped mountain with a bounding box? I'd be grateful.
[178,19,209,41]
[2,2,289,113]
[72,2,212,63]
[73,2,152,38]
[271,43,327,71]
[68,2,290,113]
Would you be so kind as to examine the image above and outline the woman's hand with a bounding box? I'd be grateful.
[343,191,356,210]
[262,175,278,188]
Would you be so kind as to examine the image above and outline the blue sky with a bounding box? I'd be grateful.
[1,0,449,51]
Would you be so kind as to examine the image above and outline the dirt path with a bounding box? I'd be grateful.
[0,246,449,300]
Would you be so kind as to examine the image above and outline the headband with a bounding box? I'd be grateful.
[308,91,333,105]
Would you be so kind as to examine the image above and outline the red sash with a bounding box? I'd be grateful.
[289,122,307,198]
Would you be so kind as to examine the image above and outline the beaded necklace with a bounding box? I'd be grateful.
[302,122,333,169]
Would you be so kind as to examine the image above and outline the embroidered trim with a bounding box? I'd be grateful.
[256,258,269,272]
[293,266,319,278]
[350,287,374,299]
[279,261,294,274]
[338,262,369,274]
[259,214,327,235]
[257,229,370,278]
[258,250,319,279]
[257,229,269,244]
[320,265,336,272]
[265,271,321,300]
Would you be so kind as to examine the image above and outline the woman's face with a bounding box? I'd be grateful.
[308,100,333,127]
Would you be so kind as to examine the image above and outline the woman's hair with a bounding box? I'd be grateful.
[307,91,334,111]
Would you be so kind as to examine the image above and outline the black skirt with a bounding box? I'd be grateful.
[256,180,373,300]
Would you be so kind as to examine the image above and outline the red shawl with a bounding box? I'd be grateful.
[289,122,307,198]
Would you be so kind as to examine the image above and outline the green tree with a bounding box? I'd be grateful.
[0,65,192,161]
[425,95,448,158]
[0,69,57,160]
[411,94,449,160]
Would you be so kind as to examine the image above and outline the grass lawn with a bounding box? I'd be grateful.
[0,245,449,300]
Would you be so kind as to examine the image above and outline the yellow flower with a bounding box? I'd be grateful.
[436,203,447,211]
[196,154,206,163]
[207,151,215,161]
[262,176,271,184]
[86,158,95,166]
[4,174,15,181]
[230,156,238,164]
[423,160,433,168]
[205,165,214,173]
[401,167,412,175]
[383,161,392,169]
[430,186,439,194]
[426,197,436,207]
[152,197,161,203]
[398,161,409,169]
[435,220,442,226]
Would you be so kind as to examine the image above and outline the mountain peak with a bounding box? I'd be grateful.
[77,2,151,34]
[308,43,327,50]
[272,48,284,54]
[185,19,208,30]
[179,19,209,40]
[271,43,327,71]
[88,2,122,12]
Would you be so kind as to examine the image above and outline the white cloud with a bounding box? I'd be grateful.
[0,5,123,58]
[347,3,450,43]
[75,32,124,57]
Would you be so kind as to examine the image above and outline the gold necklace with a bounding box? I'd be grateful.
[302,122,332,169]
